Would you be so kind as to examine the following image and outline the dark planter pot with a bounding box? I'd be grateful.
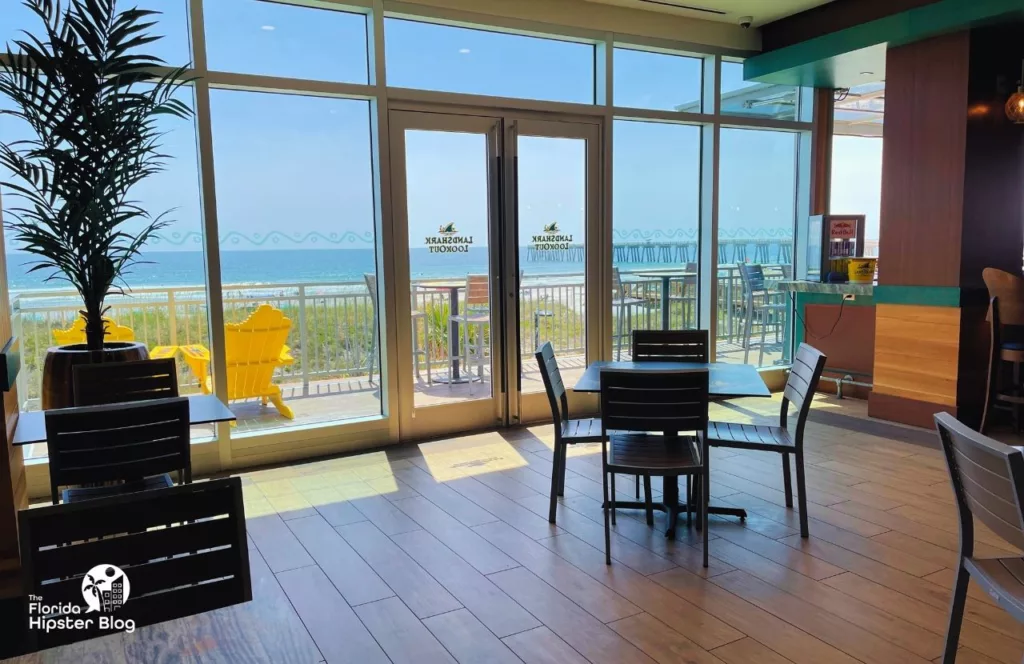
[41,341,149,410]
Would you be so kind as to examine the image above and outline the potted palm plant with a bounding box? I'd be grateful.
[0,0,192,408]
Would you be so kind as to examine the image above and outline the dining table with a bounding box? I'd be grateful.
[12,393,237,446]
[633,269,696,330]
[418,280,474,384]
[574,360,771,536]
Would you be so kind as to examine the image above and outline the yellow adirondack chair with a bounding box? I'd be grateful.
[52,317,134,345]
[179,304,295,419]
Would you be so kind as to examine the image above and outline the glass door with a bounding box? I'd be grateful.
[389,111,602,438]
[508,119,602,425]
[389,111,504,438]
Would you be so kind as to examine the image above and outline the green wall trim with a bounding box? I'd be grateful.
[745,0,1024,88]
[873,285,961,307]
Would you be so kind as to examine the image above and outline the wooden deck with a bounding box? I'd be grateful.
[9,395,1024,663]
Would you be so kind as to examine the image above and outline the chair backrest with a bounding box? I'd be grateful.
[934,412,1024,557]
[72,358,179,406]
[612,266,626,297]
[18,477,251,651]
[52,316,134,346]
[465,274,490,307]
[739,263,767,294]
[780,343,828,444]
[632,330,709,363]
[364,272,378,303]
[601,369,708,435]
[983,268,1024,326]
[224,304,292,397]
[46,397,191,505]
[535,342,568,425]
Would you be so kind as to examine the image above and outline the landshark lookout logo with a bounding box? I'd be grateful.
[426,222,474,253]
[532,221,573,251]
[82,564,131,613]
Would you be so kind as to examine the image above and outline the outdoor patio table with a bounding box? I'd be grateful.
[12,393,236,446]
[574,360,770,535]
[634,269,697,330]
[419,280,472,384]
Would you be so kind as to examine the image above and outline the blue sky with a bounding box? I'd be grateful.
[0,0,882,256]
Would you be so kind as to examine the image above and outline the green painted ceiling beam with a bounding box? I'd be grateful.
[745,0,1024,88]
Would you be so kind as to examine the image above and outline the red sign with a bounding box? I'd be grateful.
[829,218,857,239]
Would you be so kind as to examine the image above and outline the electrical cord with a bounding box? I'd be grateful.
[786,290,847,341]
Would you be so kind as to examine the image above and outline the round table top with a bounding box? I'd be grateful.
[633,270,697,279]
[417,281,466,290]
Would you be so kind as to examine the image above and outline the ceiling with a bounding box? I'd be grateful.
[580,0,833,28]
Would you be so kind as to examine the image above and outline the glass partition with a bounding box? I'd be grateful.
[717,128,798,367]
[208,90,380,434]
[611,120,701,357]
[613,47,702,112]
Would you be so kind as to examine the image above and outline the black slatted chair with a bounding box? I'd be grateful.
[18,477,251,653]
[535,342,602,524]
[632,329,709,363]
[707,343,826,537]
[600,369,710,567]
[72,358,179,406]
[629,329,709,501]
[46,397,191,505]
[935,412,1024,663]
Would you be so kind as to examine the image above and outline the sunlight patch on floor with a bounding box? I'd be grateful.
[418,432,529,482]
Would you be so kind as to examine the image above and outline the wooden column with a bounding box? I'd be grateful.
[869,25,1024,428]
[0,189,24,597]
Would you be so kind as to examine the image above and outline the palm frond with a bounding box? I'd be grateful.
[0,0,195,350]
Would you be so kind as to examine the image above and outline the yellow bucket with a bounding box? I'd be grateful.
[847,258,877,283]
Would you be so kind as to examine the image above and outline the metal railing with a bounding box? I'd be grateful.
[11,266,789,409]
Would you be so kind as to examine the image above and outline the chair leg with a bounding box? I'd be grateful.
[942,561,971,664]
[702,464,710,568]
[610,473,617,525]
[549,442,562,524]
[603,469,612,565]
[795,450,809,538]
[743,302,753,364]
[635,475,640,499]
[758,312,768,366]
[557,446,567,497]
[686,475,692,527]
[643,476,654,527]
[782,452,793,508]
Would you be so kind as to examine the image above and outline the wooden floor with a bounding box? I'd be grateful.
[11,394,1021,664]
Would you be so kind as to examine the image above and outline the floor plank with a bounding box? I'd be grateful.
[353,597,457,664]
[336,521,462,619]
[246,514,315,574]
[489,567,657,664]
[285,514,394,606]
[475,520,642,623]
[502,626,589,664]
[422,609,523,664]
[276,565,389,664]
[394,495,518,575]
[391,528,540,638]
[711,637,795,664]
[608,612,726,664]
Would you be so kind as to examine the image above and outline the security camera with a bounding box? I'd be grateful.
[739,16,753,28]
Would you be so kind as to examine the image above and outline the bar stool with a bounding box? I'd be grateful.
[981,268,1024,433]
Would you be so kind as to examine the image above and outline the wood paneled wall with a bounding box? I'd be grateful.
[873,304,960,408]
[878,31,970,288]
[760,0,943,51]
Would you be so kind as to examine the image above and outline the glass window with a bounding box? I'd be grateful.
[1,0,191,65]
[385,19,594,104]
[204,0,368,83]
[832,136,882,257]
[518,135,588,394]
[612,120,701,356]
[1,87,211,455]
[613,48,702,112]
[717,128,797,367]
[720,60,799,121]
[209,90,379,434]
